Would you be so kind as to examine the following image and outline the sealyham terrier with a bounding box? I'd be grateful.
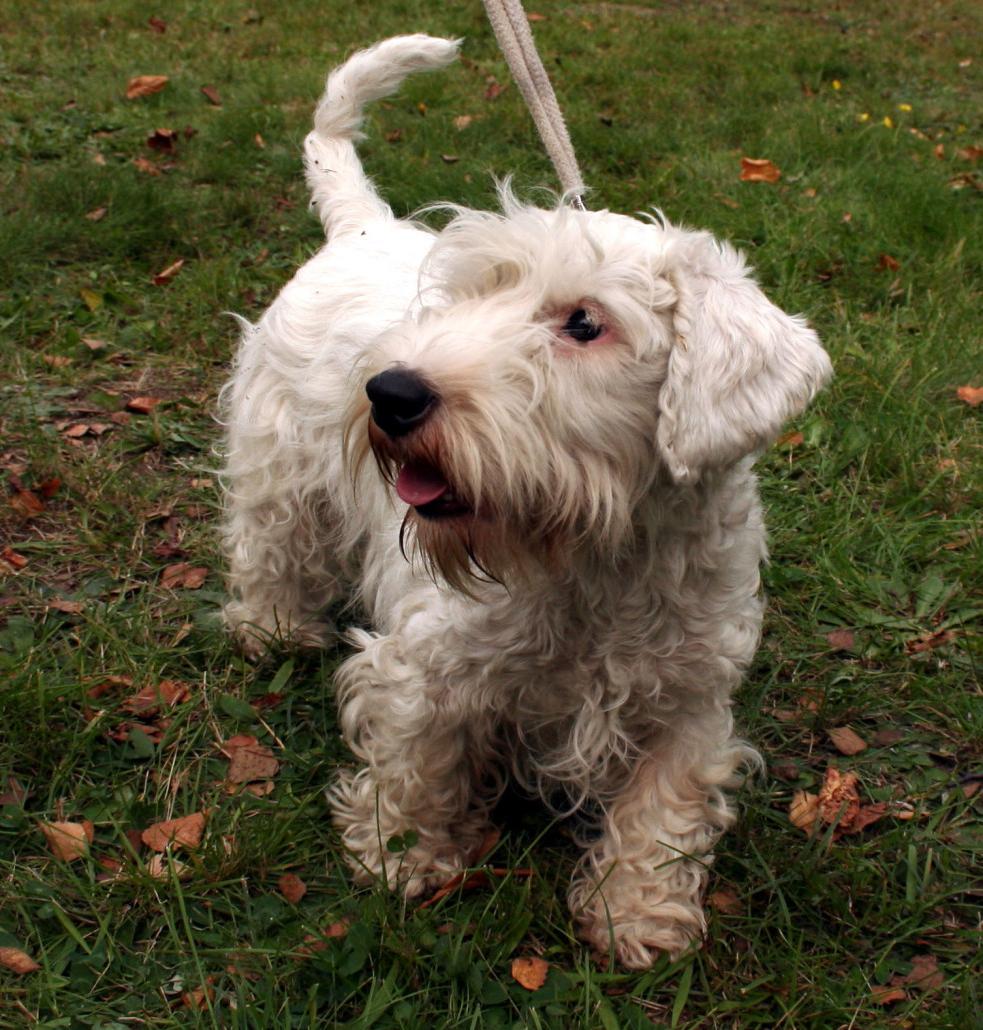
[220,35,831,968]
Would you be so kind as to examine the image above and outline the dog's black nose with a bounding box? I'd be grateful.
[366,368,438,438]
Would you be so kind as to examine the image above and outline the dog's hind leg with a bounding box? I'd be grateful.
[303,35,460,240]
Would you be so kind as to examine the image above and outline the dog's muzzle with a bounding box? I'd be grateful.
[366,367,437,438]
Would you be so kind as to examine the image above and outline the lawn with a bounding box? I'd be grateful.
[1,0,980,1026]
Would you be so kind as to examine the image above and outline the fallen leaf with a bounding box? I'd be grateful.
[161,564,208,590]
[454,115,473,130]
[152,258,184,286]
[789,790,820,834]
[85,207,107,222]
[528,11,546,20]
[934,143,945,160]
[122,679,190,715]
[10,489,45,518]
[147,127,177,152]
[278,872,307,904]
[957,145,982,163]
[79,288,102,311]
[132,156,161,176]
[182,984,215,1010]
[141,811,206,851]
[709,887,742,914]
[817,767,861,827]
[0,776,28,805]
[296,919,350,955]
[37,478,61,499]
[222,736,279,783]
[148,16,167,33]
[906,629,955,654]
[826,628,856,651]
[48,599,84,615]
[40,820,93,861]
[254,133,265,149]
[0,947,40,974]
[126,75,169,100]
[871,985,908,1005]
[955,385,983,407]
[872,727,904,747]
[877,253,901,271]
[200,85,222,106]
[828,726,867,755]
[901,954,944,991]
[484,79,506,101]
[384,129,403,144]
[441,154,460,164]
[147,853,192,878]
[511,956,549,991]
[740,157,781,183]
[1,547,28,570]
[777,430,804,448]
[126,395,162,414]
[770,760,799,781]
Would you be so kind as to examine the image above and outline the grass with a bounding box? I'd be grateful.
[1,0,980,1025]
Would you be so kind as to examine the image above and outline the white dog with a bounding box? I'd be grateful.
[220,35,831,968]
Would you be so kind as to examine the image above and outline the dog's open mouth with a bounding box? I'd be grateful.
[395,459,472,519]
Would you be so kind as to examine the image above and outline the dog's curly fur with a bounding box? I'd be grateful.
[220,35,831,968]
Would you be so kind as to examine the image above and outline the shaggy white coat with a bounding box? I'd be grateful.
[220,35,831,968]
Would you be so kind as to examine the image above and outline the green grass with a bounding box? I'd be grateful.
[1,0,980,1026]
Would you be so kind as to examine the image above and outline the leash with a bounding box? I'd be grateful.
[481,0,588,208]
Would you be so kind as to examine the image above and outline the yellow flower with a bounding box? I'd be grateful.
[898,103,912,112]
[883,116,894,128]
[858,112,870,122]
[832,79,842,90]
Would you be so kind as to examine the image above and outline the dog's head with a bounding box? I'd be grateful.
[348,192,831,588]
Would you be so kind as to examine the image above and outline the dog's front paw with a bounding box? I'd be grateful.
[578,908,704,969]
[224,602,331,659]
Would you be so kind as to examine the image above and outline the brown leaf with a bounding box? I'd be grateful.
[709,887,742,914]
[484,79,506,101]
[254,133,265,149]
[789,790,820,834]
[0,947,40,974]
[147,853,191,879]
[454,115,473,130]
[899,953,944,992]
[147,128,177,152]
[148,16,167,33]
[40,820,93,861]
[957,145,983,163]
[826,628,856,651]
[828,726,867,755]
[200,85,222,106]
[141,811,206,851]
[160,563,208,590]
[126,395,162,414]
[1,546,28,570]
[906,629,955,654]
[132,156,161,176]
[126,75,169,100]
[877,253,901,271]
[10,489,45,518]
[871,985,908,1005]
[872,727,904,747]
[62,422,91,438]
[0,776,28,806]
[152,258,184,285]
[740,157,782,183]
[85,207,108,222]
[41,354,72,368]
[817,767,861,828]
[955,385,983,407]
[122,679,190,715]
[181,984,215,1010]
[278,872,307,904]
[224,737,279,783]
[37,477,61,499]
[776,430,804,449]
[48,599,84,615]
[511,956,549,991]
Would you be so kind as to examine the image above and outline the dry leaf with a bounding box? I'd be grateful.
[1,546,28,569]
[278,872,307,904]
[789,790,820,834]
[152,258,184,285]
[454,115,473,130]
[161,563,208,590]
[147,127,177,152]
[777,430,804,448]
[828,726,867,755]
[484,79,506,101]
[133,156,161,175]
[955,385,983,407]
[877,253,901,271]
[10,489,45,517]
[85,207,107,222]
[122,679,190,715]
[900,953,944,991]
[906,629,955,653]
[223,736,279,783]
[141,811,206,851]
[148,16,167,33]
[872,727,904,747]
[957,145,982,163]
[441,154,460,164]
[384,129,403,144]
[48,599,84,614]
[0,947,40,974]
[126,395,162,414]
[254,133,265,149]
[182,984,215,1010]
[511,956,549,991]
[200,85,222,106]
[147,853,191,879]
[872,985,908,1005]
[740,157,781,183]
[709,887,742,914]
[817,767,861,826]
[0,776,28,806]
[126,74,169,100]
[826,628,856,650]
[41,820,93,861]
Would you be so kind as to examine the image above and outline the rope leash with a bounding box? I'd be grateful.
[481,0,588,208]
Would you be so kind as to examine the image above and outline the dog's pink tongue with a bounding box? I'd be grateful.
[395,461,448,506]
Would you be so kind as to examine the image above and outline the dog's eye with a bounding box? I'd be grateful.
[561,308,605,344]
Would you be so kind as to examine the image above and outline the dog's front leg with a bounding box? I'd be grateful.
[331,632,497,896]
[569,716,750,969]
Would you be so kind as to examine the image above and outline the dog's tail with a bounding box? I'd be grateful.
[304,35,461,240]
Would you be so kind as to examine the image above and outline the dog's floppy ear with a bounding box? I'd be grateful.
[657,239,831,483]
